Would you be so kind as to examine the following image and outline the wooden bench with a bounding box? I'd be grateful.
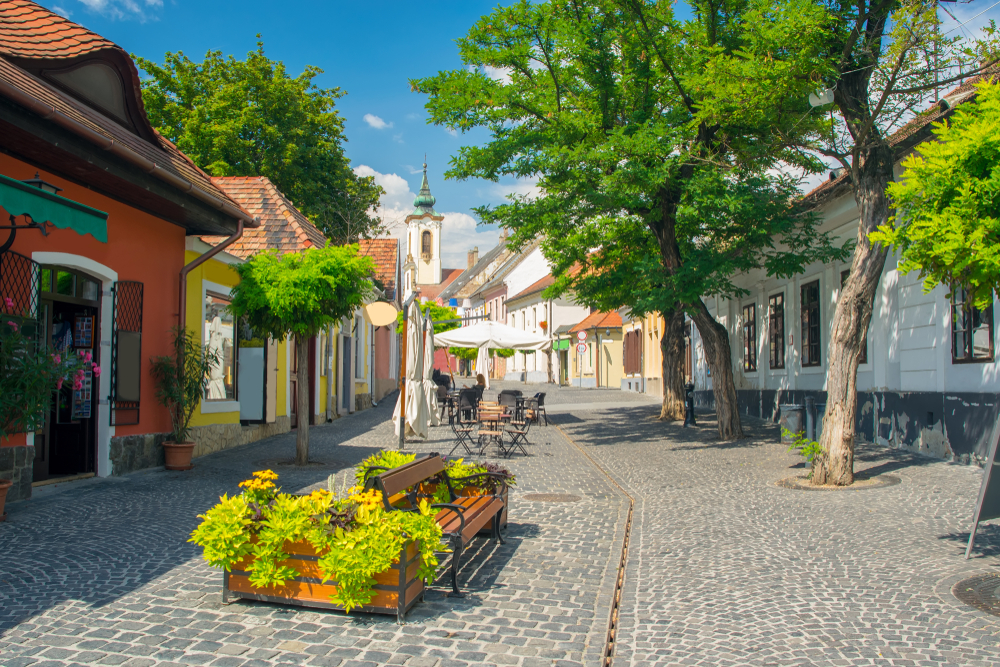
[363,455,507,597]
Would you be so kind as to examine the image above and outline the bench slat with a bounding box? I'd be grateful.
[377,456,446,497]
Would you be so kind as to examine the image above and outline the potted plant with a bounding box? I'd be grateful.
[189,470,444,622]
[151,326,219,471]
[2,296,93,518]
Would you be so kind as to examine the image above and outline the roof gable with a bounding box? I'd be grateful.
[357,238,399,301]
[208,176,325,257]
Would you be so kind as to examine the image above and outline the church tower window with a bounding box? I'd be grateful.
[421,231,432,258]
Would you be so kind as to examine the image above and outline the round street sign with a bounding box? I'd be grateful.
[576,342,588,354]
[576,331,587,341]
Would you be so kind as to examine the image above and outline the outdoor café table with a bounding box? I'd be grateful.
[477,410,506,456]
[513,396,527,422]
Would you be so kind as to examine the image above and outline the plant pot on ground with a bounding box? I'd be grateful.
[0,478,11,522]
[151,327,219,472]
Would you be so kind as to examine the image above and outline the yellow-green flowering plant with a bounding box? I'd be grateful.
[189,469,445,612]
[355,451,516,505]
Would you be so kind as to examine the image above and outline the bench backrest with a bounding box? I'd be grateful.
[365,454,446,503]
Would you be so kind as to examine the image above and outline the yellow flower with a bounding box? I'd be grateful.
[252,469,278,481]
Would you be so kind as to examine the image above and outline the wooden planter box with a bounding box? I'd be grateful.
[223,539,424,623]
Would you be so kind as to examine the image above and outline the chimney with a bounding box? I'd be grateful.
[468,246,479,268]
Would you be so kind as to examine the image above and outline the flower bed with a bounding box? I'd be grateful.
[190,470,444,622]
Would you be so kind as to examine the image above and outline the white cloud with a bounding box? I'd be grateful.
[75,0,161,20]
[53,5,71,16]
[353,164,502,268]
[445,127,458,137]
[363,113,393,130]
[492,177,542,201]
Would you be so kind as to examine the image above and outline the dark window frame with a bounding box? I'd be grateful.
[742,303,757,372]
[952,287,995,363]
[800,280,821,367]
[768,293,785,369]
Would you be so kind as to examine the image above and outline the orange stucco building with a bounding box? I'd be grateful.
[0,2,252,501]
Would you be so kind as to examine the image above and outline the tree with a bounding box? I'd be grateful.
[412,0,844,438]
[872,80,1000,307]
[758,0,999,485]
[230,244,375,464]
[135,39,385,244]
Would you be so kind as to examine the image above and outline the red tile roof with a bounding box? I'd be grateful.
[206,176,326,258]
[0,2,252,228]
[804,66,998,205]
[569,310,623,333]
[357,238,399,301]
[417,268,463,303]
[509,273,556,303]
[0,1,117,60]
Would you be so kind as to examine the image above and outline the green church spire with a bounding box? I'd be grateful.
[412,159,437,215]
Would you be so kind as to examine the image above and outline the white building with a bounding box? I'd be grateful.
[694,79,994,463]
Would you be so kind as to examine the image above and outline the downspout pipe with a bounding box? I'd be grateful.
[179,220,245,331]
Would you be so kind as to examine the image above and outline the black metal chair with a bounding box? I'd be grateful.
[450,410,477,456]
[504,416,531,457]
[526,392,549,426]
[458,388,479,422]
[498,389,522,411]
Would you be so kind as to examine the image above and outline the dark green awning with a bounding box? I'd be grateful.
[0,173,108,243]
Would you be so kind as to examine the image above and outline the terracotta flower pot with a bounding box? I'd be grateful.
[163,441,195,471]
[0,478,12,522]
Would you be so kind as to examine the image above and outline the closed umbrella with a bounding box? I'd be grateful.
[423,317,440,426]
[393,303,429,438]
[475,345,491,390]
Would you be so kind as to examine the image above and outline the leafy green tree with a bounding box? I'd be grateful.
[412,0,843,438]
[873,80,1000,307]
[740,0,999,485]
[230,244,375,464]
[135,39,385,244]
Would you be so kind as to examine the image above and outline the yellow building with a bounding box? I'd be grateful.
[566,311,624,388]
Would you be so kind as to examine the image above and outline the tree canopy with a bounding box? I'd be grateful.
[229,244,376,341]
[136,40,384,245]
[873,80,1000,309]
[412,0,846,436]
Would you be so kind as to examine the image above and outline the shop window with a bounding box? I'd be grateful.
[952,287,994,363]
[769,293,785,369]
[742,303,757,372]
[204,292,236,400]
[841,270,868,364]
[801,280,821,367]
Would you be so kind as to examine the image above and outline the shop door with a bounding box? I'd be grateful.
[341,336,352,413]
[559,350,569,385]
[290,337,298,428]
[35,266,102,480]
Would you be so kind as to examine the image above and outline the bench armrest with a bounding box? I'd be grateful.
[430,502,467,536]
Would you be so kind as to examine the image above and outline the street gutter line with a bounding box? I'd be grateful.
[555,422,634,667]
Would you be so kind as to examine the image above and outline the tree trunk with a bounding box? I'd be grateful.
[813,146,893,486]
[690,299,744,440]
[296,335,311,466]
[659,307,686,420]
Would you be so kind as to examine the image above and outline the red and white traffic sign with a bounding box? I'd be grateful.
[576,331,587,341]
[576,342,588,354]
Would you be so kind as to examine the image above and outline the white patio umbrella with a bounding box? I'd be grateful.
[423,317,440,426]
[392,303,429,438]
[434,320,550,351]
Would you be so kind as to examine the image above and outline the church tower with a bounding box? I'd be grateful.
[405,161,444,288]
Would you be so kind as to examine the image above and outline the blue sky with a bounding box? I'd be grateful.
[53,0,1000,266]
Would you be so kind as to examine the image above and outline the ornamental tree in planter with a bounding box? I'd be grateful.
[150,326,220,470]
[229,244,375,465]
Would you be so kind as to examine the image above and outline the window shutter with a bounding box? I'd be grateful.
[109,281,143,426]
[0,250,41,320]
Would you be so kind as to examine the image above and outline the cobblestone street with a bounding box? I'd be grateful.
[3,383,1000,666]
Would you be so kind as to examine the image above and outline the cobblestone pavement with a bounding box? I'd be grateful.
[0,385,627,667]
[551,399,1000,667]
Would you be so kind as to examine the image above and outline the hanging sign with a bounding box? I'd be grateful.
[966,418,1000,558]
[364,301,399,327]
[576,342,588,355]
